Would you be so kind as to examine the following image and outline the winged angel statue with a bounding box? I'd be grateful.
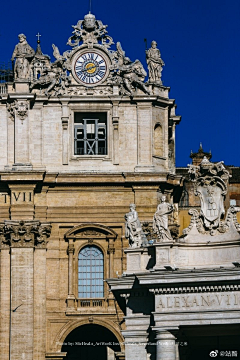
[109,42,150,95]
[30,45,71,96]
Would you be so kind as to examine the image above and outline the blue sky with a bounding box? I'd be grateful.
[1,0,239,166]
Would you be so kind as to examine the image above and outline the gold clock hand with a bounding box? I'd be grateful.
[82,65,97,73]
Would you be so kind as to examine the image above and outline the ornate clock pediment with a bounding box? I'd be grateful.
[28,12,150,96]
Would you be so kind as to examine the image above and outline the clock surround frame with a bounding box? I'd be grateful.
[71,47,111,87]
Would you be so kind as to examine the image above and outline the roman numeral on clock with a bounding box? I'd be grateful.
[97,71,105,78]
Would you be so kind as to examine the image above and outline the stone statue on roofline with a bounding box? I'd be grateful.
[153,195,174,242]
[11,13,151,96]
[146,40,165,84]
[125,204,148,248]
[11,34,35,80]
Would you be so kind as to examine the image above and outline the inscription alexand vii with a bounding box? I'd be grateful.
[156,292,240,312]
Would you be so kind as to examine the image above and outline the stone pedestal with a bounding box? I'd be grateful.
[124,247,151,273]
[122,330,148,360]
[156,330,176,360]
[14,81,30,93]
[153,243,174,270]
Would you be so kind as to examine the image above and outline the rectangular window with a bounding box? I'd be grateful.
[74,112,107,155]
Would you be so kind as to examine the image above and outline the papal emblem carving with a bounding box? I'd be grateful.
[183,157,240,239]
[197,179,225,228]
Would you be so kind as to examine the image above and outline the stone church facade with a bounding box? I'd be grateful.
[0,12,184,360]
[1,11,240,360]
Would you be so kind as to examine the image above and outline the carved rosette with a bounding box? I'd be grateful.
[0,220,51,248]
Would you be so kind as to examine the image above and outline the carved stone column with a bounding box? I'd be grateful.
[33,222,51,360]
[122,308,150,360]
[122,330,149,360]
[31,102,43,167]
[156,330,177,360]
[0,228,11,360]
[135,102,154,172]
[112,101,119,165]
[0,220,51,360]
[9,94,35,166]
[67,239,75,309]
[107,237,115,278]
[61,101,69,165]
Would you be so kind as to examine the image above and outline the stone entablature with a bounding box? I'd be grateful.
[0,94,179,173]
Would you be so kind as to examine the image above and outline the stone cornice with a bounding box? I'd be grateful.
[150,284,240,295]
[0,171,45,182]
[107,268,240,293]
[137,267,240,283]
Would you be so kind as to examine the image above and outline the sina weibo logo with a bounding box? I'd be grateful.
[209,350,218,357]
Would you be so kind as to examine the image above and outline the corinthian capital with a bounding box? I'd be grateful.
[1,220,51,248]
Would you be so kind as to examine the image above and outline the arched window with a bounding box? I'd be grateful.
[78,246,104,298]
[153,124,163,157]
[179,188,189,207]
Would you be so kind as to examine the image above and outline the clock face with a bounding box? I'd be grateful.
[74,51,108,85]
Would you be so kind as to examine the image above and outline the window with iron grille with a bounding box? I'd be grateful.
[78,246,104,298]
[74,112,107,155]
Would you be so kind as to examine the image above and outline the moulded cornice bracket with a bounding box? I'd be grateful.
[170,115,181,125]
[8,93,35,100]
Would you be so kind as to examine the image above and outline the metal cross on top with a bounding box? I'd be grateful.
[36,32,41,43]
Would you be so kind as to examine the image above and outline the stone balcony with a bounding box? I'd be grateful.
[66,297,116,315]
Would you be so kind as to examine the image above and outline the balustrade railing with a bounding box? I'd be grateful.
[77,298,106,308]
[0,83,7,94]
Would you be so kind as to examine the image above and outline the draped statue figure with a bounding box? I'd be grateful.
[153,196,173,241]
[11,34,35,80]
[146,40,165,84]
[125,204,147,247]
